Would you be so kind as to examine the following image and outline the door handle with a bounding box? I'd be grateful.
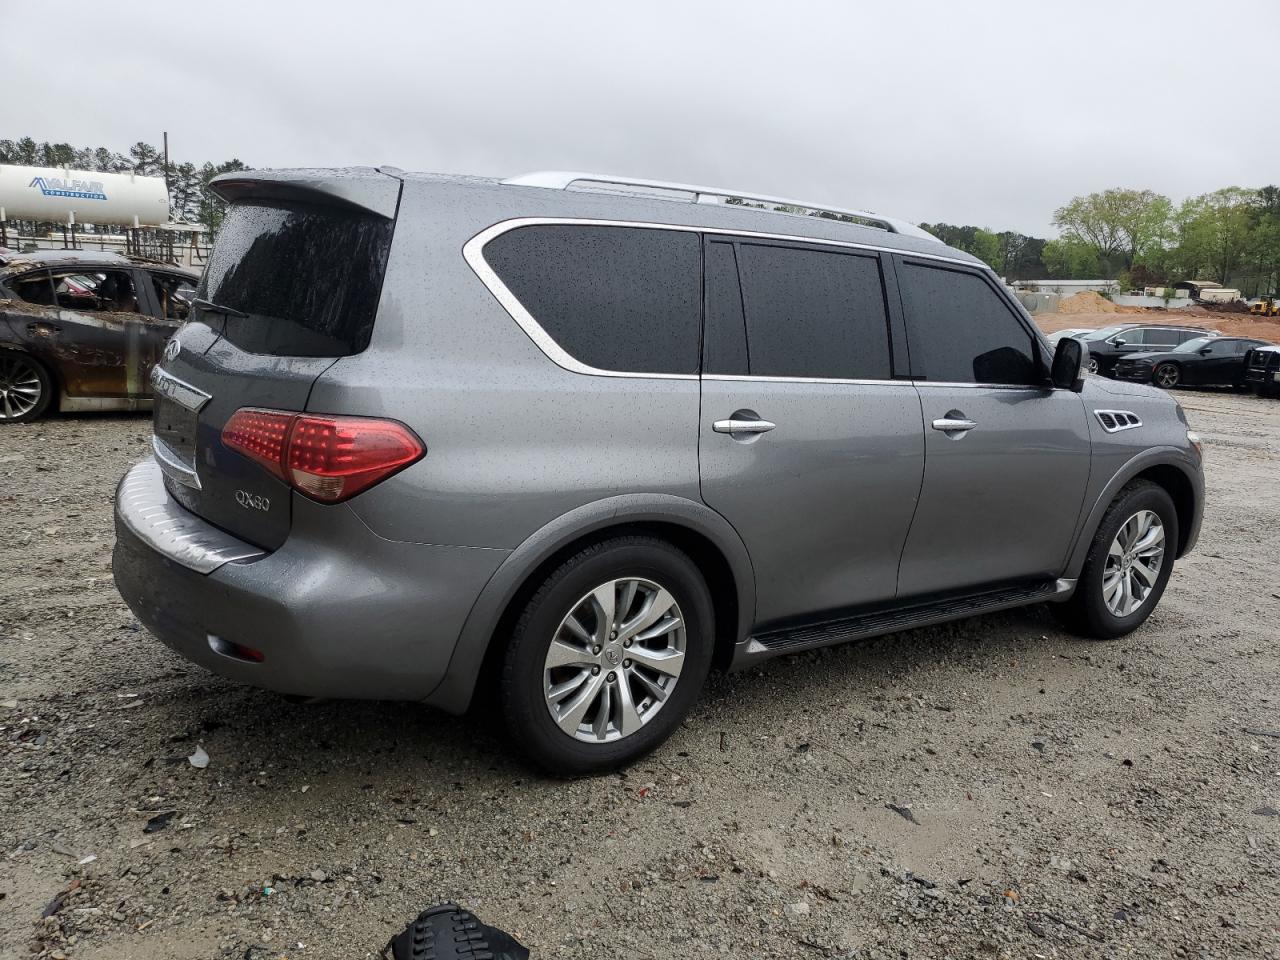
[714,417,776,435]
[932,415,978,434]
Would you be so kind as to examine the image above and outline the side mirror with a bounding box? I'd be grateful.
[1112,337,1127,346]
[1052,337,1086,392]
[1198,347,1212,355]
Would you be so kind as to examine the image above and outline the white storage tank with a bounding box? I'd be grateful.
[0,164,169,225]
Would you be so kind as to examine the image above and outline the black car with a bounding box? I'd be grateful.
[1078,323,1220,377]
[1112,336,1272,389]
[1244,345,1280,398]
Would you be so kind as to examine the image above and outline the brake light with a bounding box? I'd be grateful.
[221,408,425,503]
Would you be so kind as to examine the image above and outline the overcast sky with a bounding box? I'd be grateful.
[5,0,1278,236]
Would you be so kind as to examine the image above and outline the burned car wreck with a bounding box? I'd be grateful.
[0,250,197,422]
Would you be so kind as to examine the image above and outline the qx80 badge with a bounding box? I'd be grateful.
[235,490,270,512]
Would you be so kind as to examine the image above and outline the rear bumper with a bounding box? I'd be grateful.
[112,459,509,702]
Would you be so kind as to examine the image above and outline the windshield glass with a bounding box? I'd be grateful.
[1081,325,1126,341]
[198,200,394,357]
[1175,337,1216,353]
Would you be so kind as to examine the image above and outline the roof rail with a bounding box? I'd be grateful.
[501,171,939,243]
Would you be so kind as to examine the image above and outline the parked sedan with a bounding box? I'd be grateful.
[1112,336,1272,389]
[0,250,198,423]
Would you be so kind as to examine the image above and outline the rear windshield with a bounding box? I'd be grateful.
[198,200,394,356]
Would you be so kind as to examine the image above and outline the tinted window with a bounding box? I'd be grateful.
[485,225,700,374]
[899,262,1037,385]
[1142,329,1180,347]
[1174,329,1200,344]
[200,200,394,357]
[735,243,890,379]
[1118,329,1147,345]
[703,240,748,375]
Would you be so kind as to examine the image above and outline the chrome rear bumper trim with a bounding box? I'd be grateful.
[116,459,265,574]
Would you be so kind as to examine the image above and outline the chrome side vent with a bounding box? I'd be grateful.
[1094,409,1142,433]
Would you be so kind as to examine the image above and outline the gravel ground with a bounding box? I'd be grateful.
[1,391,1278,960]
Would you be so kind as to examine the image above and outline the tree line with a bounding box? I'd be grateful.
[924,186,1280,296]
[0,136,248,230]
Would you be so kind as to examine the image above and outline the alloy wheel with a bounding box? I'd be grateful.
[542,577,686,743]
[1086,357,1099,374]
[1154,363,1180,389]
[1102,509,1166,618]
[0,354,44,420]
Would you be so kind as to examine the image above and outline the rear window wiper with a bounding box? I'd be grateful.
[192,297,249,320]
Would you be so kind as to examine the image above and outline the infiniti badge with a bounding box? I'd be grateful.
[163,337,181,362]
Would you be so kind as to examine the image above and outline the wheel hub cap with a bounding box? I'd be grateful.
[543,577,686,744]
[0,356,43,420]
[1102,509,1166,618]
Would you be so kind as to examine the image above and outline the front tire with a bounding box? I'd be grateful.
[0,350,53,423]
[1153,362,1181,389]
[1056,480,1178,639]
[500,536,715,775]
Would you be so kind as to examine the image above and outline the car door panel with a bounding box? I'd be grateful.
[891,255,1092,597]
[900,384,1091,594]
[700,377,924,623]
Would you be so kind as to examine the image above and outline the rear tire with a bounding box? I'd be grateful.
[1056,481,1178,639]
[0,350,53,424]
[500,536,714,775]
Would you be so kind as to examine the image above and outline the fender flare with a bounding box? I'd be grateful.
[1062,446,1204,578]
[424,493,756,715]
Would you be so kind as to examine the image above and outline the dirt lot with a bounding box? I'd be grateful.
[2,393,1279,960]
[1035,305,1280,342]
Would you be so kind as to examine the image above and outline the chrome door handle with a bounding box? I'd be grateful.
[932,417,978,433]
[713,418,776,435]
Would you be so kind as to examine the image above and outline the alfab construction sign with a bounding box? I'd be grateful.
[28,175,108,202]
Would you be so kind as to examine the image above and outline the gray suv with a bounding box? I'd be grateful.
[112,168,1205,773]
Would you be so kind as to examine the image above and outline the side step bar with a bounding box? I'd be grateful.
[736,579,1073,667]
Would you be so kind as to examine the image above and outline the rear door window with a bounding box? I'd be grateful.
[483,224,701,375]
[734,242,891,379]
[897,261,1038,385]
[199,200,395,357]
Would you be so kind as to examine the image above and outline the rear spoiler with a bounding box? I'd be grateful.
[210,166,403,219]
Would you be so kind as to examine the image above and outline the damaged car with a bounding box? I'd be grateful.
[0,250,198,423]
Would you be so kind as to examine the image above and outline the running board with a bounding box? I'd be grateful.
[738,579,1072,664]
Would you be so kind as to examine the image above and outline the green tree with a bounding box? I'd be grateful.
[1042,237,1101,279]
[966,227,1001,268]
[1169,187,1256,284]
[1052,188,1172,275]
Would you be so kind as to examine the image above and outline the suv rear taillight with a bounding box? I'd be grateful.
[221,408,425,503]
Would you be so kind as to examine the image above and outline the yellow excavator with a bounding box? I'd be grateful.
[1250,297,1280,317]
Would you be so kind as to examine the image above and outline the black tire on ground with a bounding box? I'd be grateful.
[1055,480,1179,640]
[0,349,54,424]
[500,536,715,775]
[1153,362,1181,389]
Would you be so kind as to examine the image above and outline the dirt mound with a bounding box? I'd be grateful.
[1059,291,1118,315]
